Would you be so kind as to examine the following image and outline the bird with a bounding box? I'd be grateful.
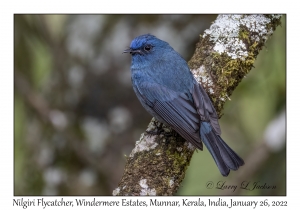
[123,34,244,176]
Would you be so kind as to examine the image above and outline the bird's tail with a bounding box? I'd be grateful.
[200,122,244,176]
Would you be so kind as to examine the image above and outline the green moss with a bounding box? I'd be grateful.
[239,25,250,45]
[210,50,256,115]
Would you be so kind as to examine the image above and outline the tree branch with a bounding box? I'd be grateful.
[113,14,282,196]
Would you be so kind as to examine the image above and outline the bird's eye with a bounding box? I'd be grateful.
[144,45,152,51]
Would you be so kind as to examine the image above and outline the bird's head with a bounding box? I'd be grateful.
[123,34,171,57]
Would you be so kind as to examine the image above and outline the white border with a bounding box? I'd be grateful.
[1,0,297,209]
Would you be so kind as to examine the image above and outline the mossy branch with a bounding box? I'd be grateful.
[113,14,282,196]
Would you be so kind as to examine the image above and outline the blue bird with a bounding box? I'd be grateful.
[124,34,244,176]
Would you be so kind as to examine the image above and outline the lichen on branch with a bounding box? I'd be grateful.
[189,14,281,115]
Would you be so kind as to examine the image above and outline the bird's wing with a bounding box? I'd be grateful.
[135,81,203,150]
[191,81,221,135]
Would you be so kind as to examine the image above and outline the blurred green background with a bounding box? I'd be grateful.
[14,15,286,196]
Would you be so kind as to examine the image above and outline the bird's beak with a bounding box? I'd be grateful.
[123,48,141,54]
[123,48,132,54]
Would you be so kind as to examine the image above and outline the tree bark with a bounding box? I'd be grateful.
[113,14,282,196]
